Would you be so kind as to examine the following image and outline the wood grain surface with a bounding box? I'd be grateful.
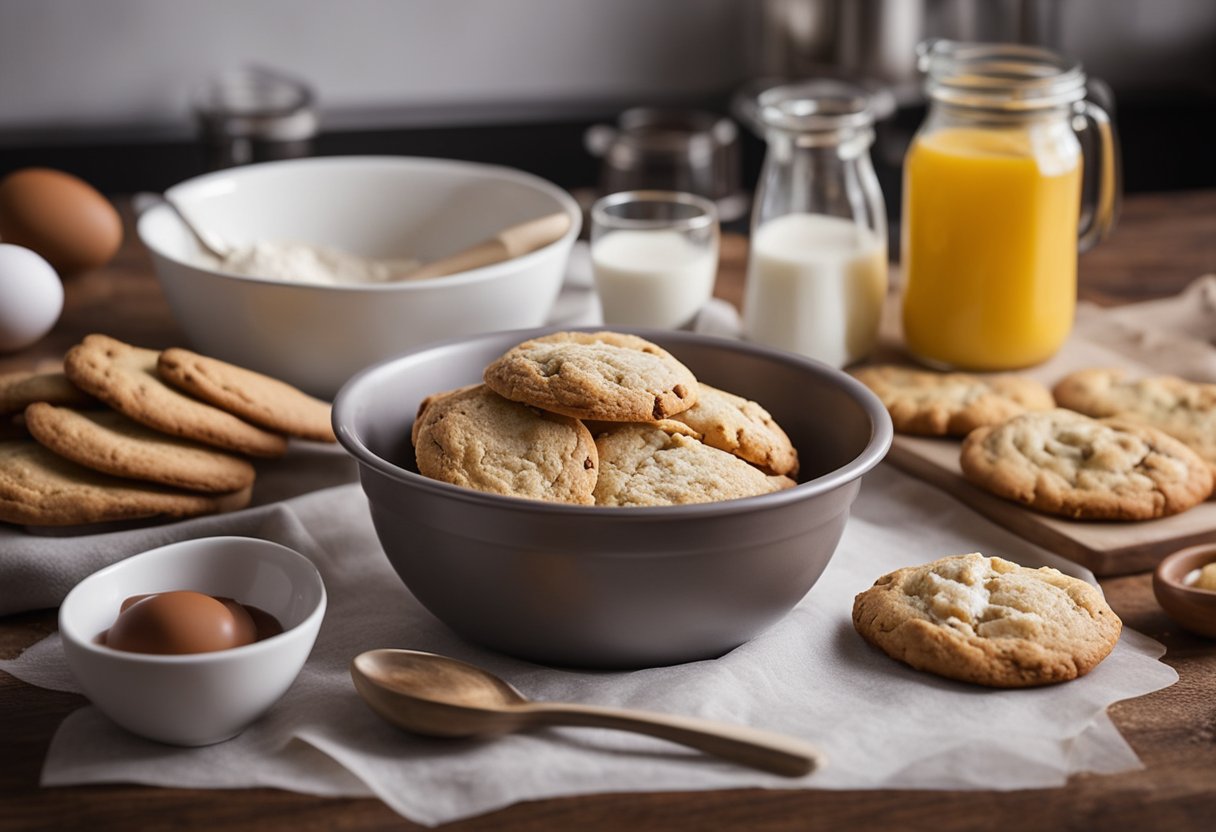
[3,191,1216,831]
[879,327,1216,576]
[887,435,1216,576]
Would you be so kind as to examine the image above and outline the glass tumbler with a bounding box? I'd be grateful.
[590,191,720,329]
[193,65,318,170]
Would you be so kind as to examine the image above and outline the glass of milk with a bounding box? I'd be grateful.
[590,190,719,329]
[743,83,888,368]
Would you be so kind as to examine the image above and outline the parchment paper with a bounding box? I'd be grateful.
[0,467,1176,825]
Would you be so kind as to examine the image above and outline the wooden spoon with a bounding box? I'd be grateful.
[400,212,571,280]
[350,649,822,777]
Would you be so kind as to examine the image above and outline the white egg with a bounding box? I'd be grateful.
[0,243,63,352]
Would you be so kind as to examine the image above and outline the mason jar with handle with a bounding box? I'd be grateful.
[901,40,1121,371]
[743,83,889,369]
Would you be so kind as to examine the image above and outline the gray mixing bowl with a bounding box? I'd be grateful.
[333,328,892,668]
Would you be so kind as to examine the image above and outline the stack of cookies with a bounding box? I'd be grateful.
[853,365,1215,521]
[0,334,335,527]
[411,331,800,506]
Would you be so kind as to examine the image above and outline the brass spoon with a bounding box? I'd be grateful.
[350,649,822,777]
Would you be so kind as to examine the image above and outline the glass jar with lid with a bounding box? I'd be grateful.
[743,83,888,369]
[901,40,1120,371]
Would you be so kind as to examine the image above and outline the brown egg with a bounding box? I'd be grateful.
[104,590,258,655]
[0,167,122,275]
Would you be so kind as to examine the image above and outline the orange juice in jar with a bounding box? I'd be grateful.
[901,41,1120,371]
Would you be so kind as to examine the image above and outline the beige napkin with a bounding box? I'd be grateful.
[1074,274,1216,381]
[0,444,357,616]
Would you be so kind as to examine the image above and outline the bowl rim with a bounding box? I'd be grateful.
[333,325,894,518]
[1154,543,1216,594]
[136,155,582,293]
[59,535,327,665]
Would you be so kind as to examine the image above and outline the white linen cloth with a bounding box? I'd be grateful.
[4,259,1209,825]
[0,467,1177,826]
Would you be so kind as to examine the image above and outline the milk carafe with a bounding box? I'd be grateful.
[743,83,888,368]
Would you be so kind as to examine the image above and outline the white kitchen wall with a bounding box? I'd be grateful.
[1,0,1209,142]
[0,0,746,136]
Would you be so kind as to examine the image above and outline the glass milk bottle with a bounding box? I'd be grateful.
[902,41,1120,371]
[743,84,888,368]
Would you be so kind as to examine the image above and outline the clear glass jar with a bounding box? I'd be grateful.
[901,40,1120,371]
[743,83,888,369]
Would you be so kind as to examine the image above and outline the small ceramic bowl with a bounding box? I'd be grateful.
[1153,543,1216,638]
[59,536,326,746]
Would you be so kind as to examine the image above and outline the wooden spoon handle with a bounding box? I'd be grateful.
[403,211,571,280]
[519,702,821,777]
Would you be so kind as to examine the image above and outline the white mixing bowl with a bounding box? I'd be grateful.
[138,156,581,396]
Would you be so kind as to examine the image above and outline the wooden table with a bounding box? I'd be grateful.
[4,191,1216,830]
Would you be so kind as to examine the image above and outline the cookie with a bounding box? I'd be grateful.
[64,335,287,458]
[157,348,335,443]
[413,384,598,505]
[593,423,796,507]
[851,366,1054,437]
[0,370,95,414]
[0,440,252,526]
[583,418,701,440]
[960,409,1213,520]
[670,383,799,476]
[411,383,480,447]
[852,553,1122,687]
[1053,368,1216,474]
[25,403,256,493]
[483,331,699,422]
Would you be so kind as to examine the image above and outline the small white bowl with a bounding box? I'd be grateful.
[137,156,581,396]
[59,536,326,746]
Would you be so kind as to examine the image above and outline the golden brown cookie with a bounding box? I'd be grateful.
[483,331,698,422]
[0,440,252,526]
[0,370,96,414]
[960,409,1214,520]
[852,553,1122,688]
[851,365,1054,437]
[157,348,335,443]
[411,383,480,447]
[583,418,701,439]
[413,384,598,505]
[1053,368,1216,474]
[669,383,799,476]
[25,403,256,493]
[593,423,796,507]
[64,335,287,458]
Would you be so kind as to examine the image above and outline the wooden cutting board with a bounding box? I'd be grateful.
[886,435,1216,576]
[874,304,1216,576]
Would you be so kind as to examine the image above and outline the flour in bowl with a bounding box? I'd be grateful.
[206,241,419,286]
